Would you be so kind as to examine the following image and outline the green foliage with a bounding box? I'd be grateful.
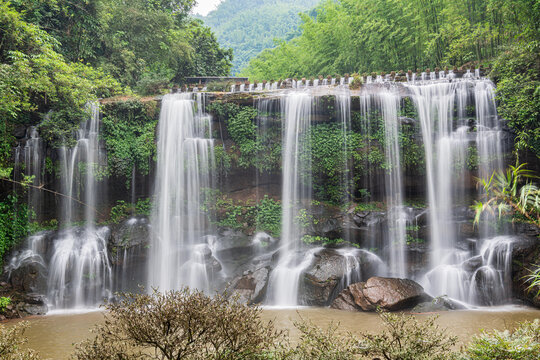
[524,265,540,299]
[473,163,539,227]
[489,41,540,159]
[0,195,29,268]
[306,123,349,203]
[207,102,281,171]
[256,196,282,237]
[101,100,158,179]
[465,320,540,360]
[0,296,11,312]
[359,310,459,360]
[201,0,319,74]
[109,199,152,224]
[243,0,539,80]
[288,317,361,359]
[207,194,281,237]
[302,235,350,248]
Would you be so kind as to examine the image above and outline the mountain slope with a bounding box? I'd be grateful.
[200,0,319,74]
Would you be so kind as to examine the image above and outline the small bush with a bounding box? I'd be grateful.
[72,288,286,360]
[288,318,361,359]
[465,319,540,360]
[358,310,459,360]
[0,322,41,359]
[0,296,11,312]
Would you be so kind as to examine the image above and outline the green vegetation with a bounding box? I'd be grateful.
[206,194,282,237]
[200,0,319,74]
[101,100,159,179]
[207,102,281,171]
[465,320,540,360]
[0,195,29,267]
[243,0,538,79]
[0,296,11,312]
[489,42,540,159]
[109,199,152,224]
[473,163,539,227]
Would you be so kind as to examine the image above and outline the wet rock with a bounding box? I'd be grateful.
[22,303,48,315]
[462,255,483,272]
[511,236,540,308]
[331,277,431,311]
[399,117,416,126]
[111,216,150,249]
[352,211,386,228]
[301,249,349,306]
[412,296,466,312]
[301,248,383,306]
[9,257,48,294]
[231,267,269,304]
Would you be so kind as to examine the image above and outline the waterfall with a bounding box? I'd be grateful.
[407,78,507,303]
[148,93,217,293]
[379,87,407,277]
[407,81,464,266]
[23,127,44,221]
[266,91,313,306]
[47,102,112,309]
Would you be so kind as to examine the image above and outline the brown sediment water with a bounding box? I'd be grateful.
[5,306,540,359]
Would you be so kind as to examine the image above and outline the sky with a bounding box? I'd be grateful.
[193,0,223,15]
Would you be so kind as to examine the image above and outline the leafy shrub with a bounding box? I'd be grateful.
[109,199,152,224]
[358,310,459,360]
[101,100,158,179]
[288,318,361,359]
[72,288,286,360]
[465,320,540,360]
[0,322,41,359]
[0,296,11,312]
[0,195,29,268]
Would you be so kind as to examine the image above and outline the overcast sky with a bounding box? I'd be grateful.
[193,0,223,15]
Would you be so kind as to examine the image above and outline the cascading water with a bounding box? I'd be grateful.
[47,102,112,309]
[23,127,44,221]
[407,77,507,303]
[266,91,313,306]
[148,93,217,293]
[379,87,407,277]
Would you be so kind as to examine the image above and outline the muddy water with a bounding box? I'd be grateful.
[6,306,540,359]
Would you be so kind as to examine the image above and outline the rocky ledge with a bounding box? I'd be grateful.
[331,277,432,311]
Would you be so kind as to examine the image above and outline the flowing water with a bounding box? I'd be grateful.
[266,91,313,306]
[148,93,216,293]
[6,75,515,311]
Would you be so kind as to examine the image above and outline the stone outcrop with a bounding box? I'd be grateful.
[331,277,431,311]
[231,267,270,304]
[510,227,540,307]
[300,248,383,306]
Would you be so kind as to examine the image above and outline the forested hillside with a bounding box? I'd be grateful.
[201,0,319,74]
[243,0,540,159]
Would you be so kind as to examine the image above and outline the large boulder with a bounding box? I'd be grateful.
[300,248,384,306]
[331,277,431,311]
[231,267,270,304]
[7,254,48,294]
